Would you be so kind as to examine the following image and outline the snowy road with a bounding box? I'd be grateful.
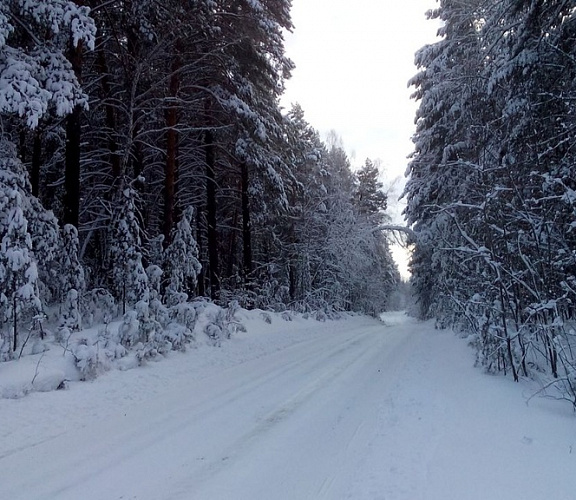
[1,312,575,499]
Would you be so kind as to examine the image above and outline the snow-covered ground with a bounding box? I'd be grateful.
[1,310,575,499]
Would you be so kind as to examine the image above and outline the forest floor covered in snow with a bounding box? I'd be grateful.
[1,310,575,499]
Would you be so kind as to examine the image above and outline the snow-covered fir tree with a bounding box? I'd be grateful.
[0,0,95,128]
[59,224,85,332]
[109,180,149,314]
[164,206,202,306]
[406,0,576,393]
[0,142,41,354]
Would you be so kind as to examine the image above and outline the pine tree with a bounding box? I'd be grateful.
[0,0,95,128]
[109,179,149,313]
[0,142,41,353]
[355,158,388,221]
[59,224,85,332]
[404,0,486,320]
[407,0,576,392]
[164,206,202,306]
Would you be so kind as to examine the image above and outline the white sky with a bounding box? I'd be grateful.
[281,0,439,278]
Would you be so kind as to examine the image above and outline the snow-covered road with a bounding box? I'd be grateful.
[1,312,575,499]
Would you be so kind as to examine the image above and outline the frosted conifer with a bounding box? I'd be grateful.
[0,145,41,352]
[109,180,149,313]
[59,224,84,331]
[164,206,202,305]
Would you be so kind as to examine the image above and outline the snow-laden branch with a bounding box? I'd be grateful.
[374,224,417,240]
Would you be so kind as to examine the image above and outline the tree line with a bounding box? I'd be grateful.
[406,0,576,404]
[0,0,399,359]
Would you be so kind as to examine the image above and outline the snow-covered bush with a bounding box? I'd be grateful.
[281,310,293,322]
[135,299,160,342]
[82,288,117,327]
[162,322,193,352]
[146,265,170,327]
[260,311,272,324]
[205,322,224,346]
[71,326,127,381]
[199,300,245,346]
[60,288,81,333]
[314,309,327,322]
[118,310,140,348]
[170,300,197,332]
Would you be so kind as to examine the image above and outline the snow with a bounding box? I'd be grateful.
[1,310,575,499]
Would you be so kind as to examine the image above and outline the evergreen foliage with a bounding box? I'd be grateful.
[406,0,576,402]
[0,1,400,365]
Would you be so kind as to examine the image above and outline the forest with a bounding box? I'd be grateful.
[405,0,576,405]
[4,0,576,408]
[0,1,399,363]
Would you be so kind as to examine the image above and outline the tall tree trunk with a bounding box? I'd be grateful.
[64,105,82,227]
[163,52,181,246]
[240,161,253,281]
[96,42,121,179]
[227,209,238,278]
[63,39,84,228]
[205,129,219,301]
[196,208,206,297]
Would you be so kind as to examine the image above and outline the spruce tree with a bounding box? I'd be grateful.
[0,142,41,353]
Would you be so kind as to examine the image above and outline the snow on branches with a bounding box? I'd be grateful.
[0,0,95,127]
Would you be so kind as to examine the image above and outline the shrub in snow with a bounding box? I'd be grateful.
[17,312,49,358]
[260,312,272,324]
[314,310,327,322]
[59,288,82,333]
[145,265,170,328]
[71,326,126,381]
[135,299,164,346]
[281,311,293,322]
[205,323,224,346]
[0,334,11,361]
[202,301,245,346]
[118,310,140,348]
[170,300,197,332]
[73,340,103,380]
[163,322,193,352]
[82,288,116,327]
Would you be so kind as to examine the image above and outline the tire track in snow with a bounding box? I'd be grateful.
[0,321,392,500]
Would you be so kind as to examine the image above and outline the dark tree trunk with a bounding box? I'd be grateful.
[64,105,82,227]
[19,130,26,161]
[240,161,253,281]
[227,209,238,278]
[205,129,219,301]
[96,42,121,179]
[63,39,84,228]
[163,53,181,246]
[196,207,206,297]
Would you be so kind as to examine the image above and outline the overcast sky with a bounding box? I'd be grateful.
[281,0,439,277]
